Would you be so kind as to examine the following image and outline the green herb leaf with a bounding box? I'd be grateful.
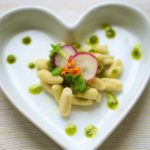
[48,44,64,71]
[73,75,87,92]
[64,74,87,92]
[51,67,62,76]
[51,44,62,53]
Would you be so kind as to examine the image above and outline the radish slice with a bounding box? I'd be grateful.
[72,52,98,80]
[54,45,77,67]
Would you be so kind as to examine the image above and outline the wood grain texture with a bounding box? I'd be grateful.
[0,0,150,150]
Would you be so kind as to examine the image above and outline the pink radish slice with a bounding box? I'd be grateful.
[54,45,77,67]
[72,52,98,80]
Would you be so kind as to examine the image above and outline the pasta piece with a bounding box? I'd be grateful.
[35,59,49,70]
[87,77,106,91]
[87,77,122,91]
[75,87,98,100]
[81,45,108,54]
[52,85,63,103]
[95,92,102,102]
[92,53,111,62]
[59,41,66,46]
[101,78,123,91]
[81,45,91,52]
[103,57,114,66]
[38,70,63,84]
[41,82,53,95]
[96,45,108,54]
[59,87,72,117]
[72,96,93,106]
[104,60,123,78]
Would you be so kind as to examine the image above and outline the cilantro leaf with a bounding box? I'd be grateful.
[51,44,62,53]
[48,44,63,71]
[51,67,62,76]
[64,74,87,92]
[51,44,67,58]
[73,75,87,92]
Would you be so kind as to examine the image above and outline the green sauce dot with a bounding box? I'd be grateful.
[131,44,142,60]
[87,35,99,45]
[6,54,17,64]
[29,84,43,95]
[106,27,116,39]
[111,69,119,78]
[65,124,77,136]
[106,92,119,110]
[28,62,35,69]
[84,125,98,138]
[22,36,32,45]
[72,42,81,50]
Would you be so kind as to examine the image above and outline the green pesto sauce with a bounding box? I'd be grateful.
[6,54,17,64]
[101,23,111,30]
[105,27,116,39]
[29,84,43,95]
[28,62,35,69]
[106,92,119,110]
[87,35,99,45]
[131,44,142,60]
[65,124,77,136]
[110,69,119,78]
[72,42,81,50]
[84,125,98,138]
[22,36,32,45]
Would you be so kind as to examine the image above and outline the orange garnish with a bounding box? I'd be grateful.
[68,60,75,68]
[61,60,81,76]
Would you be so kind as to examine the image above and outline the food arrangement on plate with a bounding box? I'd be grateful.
[35,25,124,117]
[6,22,143,119]
[5,21,143,138]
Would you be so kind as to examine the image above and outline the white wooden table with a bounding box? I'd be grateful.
[0,0,150,150]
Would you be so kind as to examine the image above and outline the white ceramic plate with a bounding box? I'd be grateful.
[0,2,150,150]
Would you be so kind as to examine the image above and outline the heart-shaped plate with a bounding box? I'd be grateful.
[0,2,150,150]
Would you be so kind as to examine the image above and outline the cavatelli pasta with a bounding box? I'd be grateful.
[72,96,93,106]
[35,59,49,70]
[59,41,66,46]
[38,70,63,84]
[59,87,72,117]
[41,82,53,95]
[87,77,122,91]
[92,53,111,62]
[87,77,106,91]
[95,92,102,102]
[81,45,108,54]
[95,45,108,54]
[101,78,123,91]
[81,45,91,52]
[52,85,63,103]
[103,57,114,66]
[75,87,98,100]
[104,59,123,78]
